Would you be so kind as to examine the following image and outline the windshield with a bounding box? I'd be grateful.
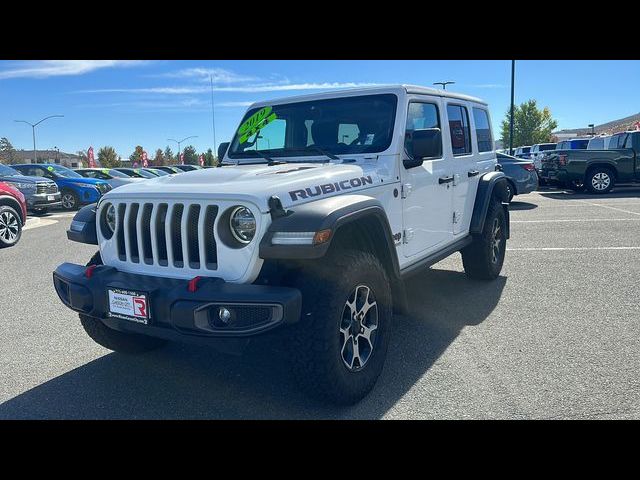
[148,168,169,176]
[107,169,129,178]
[49,165,82,178]
[227,94,398,162]
[133,168,156,178]
[0,164,22,176]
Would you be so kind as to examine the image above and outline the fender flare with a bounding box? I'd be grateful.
[67,203,98,245]
[469,171,510,239]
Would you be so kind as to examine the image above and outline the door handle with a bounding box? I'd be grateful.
[468,170,480,177]
[439,176,454,184]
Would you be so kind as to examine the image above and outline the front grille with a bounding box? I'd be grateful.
[114,202,218,270]
[36,183,58,194]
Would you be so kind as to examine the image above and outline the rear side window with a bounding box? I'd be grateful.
[472,108,493,152]
[540,144,556,151]
[447,105,472,155]
[588,137,604,150]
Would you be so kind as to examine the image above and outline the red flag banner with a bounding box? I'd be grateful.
[199,154,204,167]
[180,153,185,164]
[142,150,149,168]
[88,146,96,168]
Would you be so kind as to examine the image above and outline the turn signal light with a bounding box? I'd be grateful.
[313,229,332,245]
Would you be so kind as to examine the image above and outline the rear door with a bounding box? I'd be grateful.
[401,97,454,258]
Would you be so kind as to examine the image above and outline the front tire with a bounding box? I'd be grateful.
[79,252,167,354]
[586,167,614,194]
[0,205,22,248]
[462,199,507,280]
[61,190,79,210]
[289,250,393,405]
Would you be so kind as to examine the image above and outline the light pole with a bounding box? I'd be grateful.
[433,81,455,90]
[14,115,64,163]
[509,60,516,156]
[588,124,595,136]
[53,146,60,163]
[168,136,198,164]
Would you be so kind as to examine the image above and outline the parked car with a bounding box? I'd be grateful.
[540,130,640,194]
[513,146,532,160]
[173,164,202,172]
[153,166,183,175]
[53,84,511,404]
[142,168,170,177]
[530,143,557,170]
[12,164,111,210]
[75,168,145,189]
[587,135,613,150]
[0,181,27,248]
[113,167,158,179]
[555,138,590,151]
[496,153,538,201]
[0,163,61,214]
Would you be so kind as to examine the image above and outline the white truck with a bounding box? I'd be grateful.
[53,85,510,404]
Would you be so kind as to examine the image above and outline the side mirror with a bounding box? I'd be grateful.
[217,142,230,163]
[404,128,442,169]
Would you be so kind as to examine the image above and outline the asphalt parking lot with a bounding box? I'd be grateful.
[1,187,640,419]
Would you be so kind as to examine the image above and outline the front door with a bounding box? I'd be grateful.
[401,100,454,258]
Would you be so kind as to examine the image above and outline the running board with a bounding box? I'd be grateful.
[400,236,473,279]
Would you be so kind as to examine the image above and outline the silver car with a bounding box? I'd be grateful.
[75,168,146,189]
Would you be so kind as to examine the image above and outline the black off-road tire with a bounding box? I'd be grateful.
[79,252,167,354]
[0,205,23,248]
[505,181,515,203]
[289,250,393,405]
[461,199,507,280]
[585,167,615,194]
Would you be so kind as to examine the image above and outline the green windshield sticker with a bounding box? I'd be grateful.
[238,106,277,144]
[47,166,54,171]
[101,169,109,174]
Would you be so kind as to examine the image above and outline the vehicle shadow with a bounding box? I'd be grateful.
[509,201,537,211]
[538,186,640,200]
[0,267,506,419]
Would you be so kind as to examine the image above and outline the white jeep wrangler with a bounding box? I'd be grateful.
[54,85,510,404]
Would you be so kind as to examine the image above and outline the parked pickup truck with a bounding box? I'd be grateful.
[540,130,640,194]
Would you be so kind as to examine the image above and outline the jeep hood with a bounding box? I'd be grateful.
[104,161,387,212]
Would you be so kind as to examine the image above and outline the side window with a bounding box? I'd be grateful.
[82,171,96,178]
[404,102,441,157]
[472,108,493,152]
[447,105,472,155]
[625,134,633,149]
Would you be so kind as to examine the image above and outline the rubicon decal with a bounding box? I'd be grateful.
[289,176,374,201]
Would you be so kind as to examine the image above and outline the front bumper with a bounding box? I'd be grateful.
[27,192,62,209]
[53,263,302,343]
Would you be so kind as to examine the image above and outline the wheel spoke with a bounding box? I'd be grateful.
[360,324,377,350]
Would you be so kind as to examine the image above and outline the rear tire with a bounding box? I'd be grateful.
[288,250,393,405]
[79,252,167,354]
[462,199,506,280]
[586,167,614,194]
[0,205,22,248]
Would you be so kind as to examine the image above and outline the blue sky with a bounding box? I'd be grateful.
[0,60,638,157]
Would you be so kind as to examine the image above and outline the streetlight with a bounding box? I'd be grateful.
[14,115,64,164]
[433,81,455,90]
[53,146,60,163]
[588,124,595,136]
[509,60,516,156]
[168,136,198,164]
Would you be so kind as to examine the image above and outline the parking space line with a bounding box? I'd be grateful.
[507,246,640,251]
[23,218,57,231]
[511,218,640,223]
[577,201,640,217]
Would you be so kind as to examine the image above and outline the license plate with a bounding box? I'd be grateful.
[47,195,55,201]
[107,288,150,324]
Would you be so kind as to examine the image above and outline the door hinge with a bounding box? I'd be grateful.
[401,183,412,199]
[453,211,461,224]
[453,173,460,186]
[403,228,414,244]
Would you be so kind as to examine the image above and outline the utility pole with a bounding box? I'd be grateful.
[509,60,516,156]
[210,75,217,163]
[168,136,198,165]
[14,115,64,163]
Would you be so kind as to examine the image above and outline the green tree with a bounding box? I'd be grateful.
[164,146,175,165]
[97,146,121,168]
[129,145,144,165]
[500,99,558,150]
[0,137,16,164]
[182,145,198,165]
[204,148,217,166]
[153,148,165,166]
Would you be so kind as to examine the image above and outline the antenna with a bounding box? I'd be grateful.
[210,75,217,161]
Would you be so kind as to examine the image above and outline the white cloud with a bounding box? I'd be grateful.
[217,101,256,108]
[77,81,381,95]
[467,84,506,89]
[159,67,258,83]
[0,60,149,80]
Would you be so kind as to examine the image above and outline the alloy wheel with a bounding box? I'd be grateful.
[591,172,610,191]
[62,193,76,209]
[339,285,379,371]
[491,217,502,264]
[0,211,19,243]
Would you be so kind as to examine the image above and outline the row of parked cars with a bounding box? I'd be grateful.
[505,129,640,194]
[0,162,209,248]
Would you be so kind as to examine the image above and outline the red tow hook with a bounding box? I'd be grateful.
[85,265,98,279]
[187,276,202,293]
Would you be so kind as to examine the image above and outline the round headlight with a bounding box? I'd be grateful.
[229,206,256,244]
[105,203,116,234]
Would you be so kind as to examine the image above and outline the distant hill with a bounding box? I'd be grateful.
[554,112,640,137]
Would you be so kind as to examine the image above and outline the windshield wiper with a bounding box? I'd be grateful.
[243,150,287,166]
[305,146,340,161]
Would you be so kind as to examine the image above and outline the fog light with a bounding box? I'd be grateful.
[218,307,232,324]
